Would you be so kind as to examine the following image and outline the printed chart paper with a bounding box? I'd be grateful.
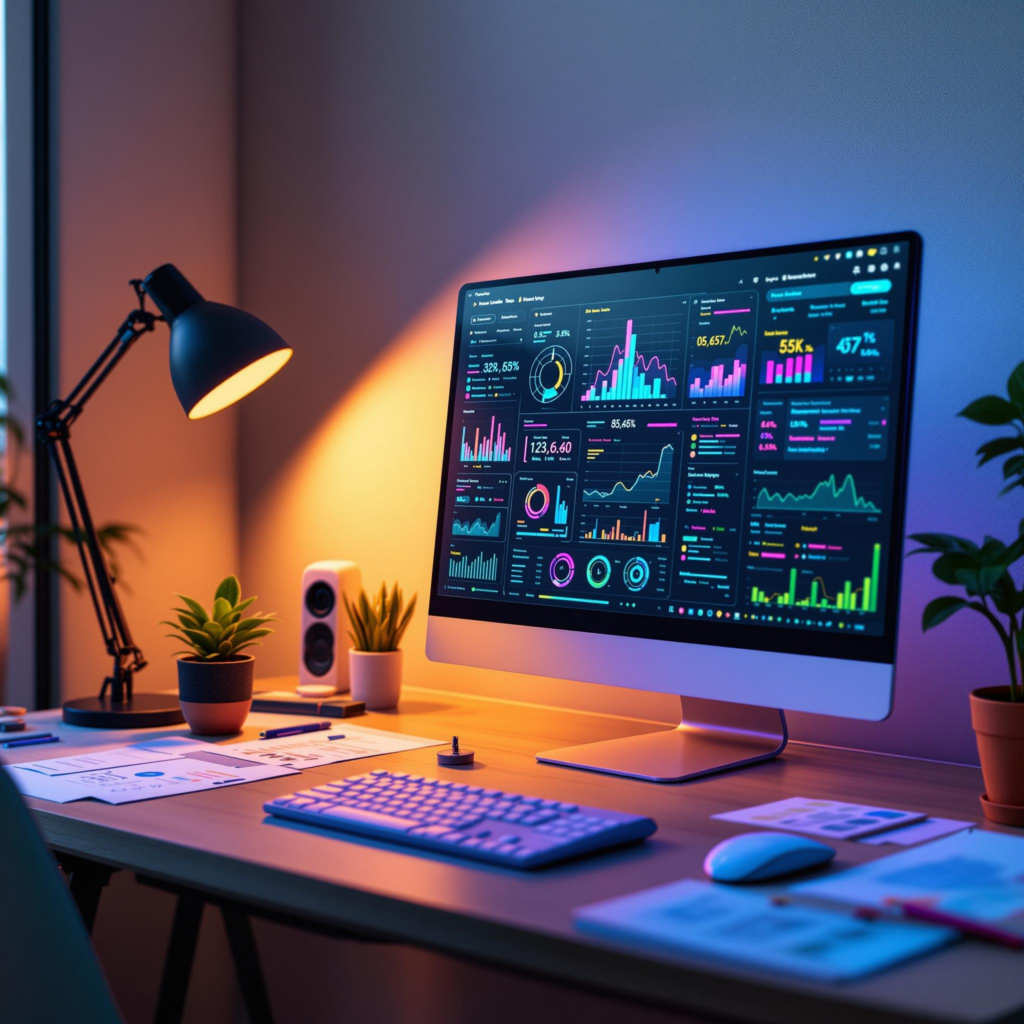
[713,796,925,839]
[10,746,176,776]
[858,817,974,846]
[7,748,297,804]
[575,879,955,982]
[792,830,1024,924]
[217,724,442,769]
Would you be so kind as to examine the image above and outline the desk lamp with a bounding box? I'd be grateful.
[38,265,292,727]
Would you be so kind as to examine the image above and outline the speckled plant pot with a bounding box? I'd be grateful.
[349,649,403,710]
[177,655,254,735]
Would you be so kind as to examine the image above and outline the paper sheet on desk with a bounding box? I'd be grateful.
[11,746,176,776]
[214,723,442,768]
[857,817,974,846]
[792,830,1024,924]
[7,748,298,804]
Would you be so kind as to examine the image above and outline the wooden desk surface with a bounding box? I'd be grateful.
[9,681,1024,1024]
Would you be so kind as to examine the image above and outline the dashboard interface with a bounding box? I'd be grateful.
[431,234,919,663]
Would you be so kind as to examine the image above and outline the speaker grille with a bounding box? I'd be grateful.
[303,622,334,676]
[305,581,336,618]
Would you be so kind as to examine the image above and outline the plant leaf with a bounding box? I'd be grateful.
[906,532,979,555]
[231,627,273,643]
[922,596,969,631]
[180,627,216,652]
[959,396,1017,425]
[212,596,232,623]
[204,621,225,641]
[230,593,258,614]
[1008,362,1024,410]
[977,436,1024,466]
[1003,454,1024,479]
[215,575,241,607]
[176,594,209,623]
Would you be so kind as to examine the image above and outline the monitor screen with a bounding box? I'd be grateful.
[429,233,920,666]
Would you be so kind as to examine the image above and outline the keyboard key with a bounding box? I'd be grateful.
[409,825,452,838]
[558,803,578,812]
[321,805,418,832]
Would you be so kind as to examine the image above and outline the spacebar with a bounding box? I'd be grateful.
[319,805,419,832]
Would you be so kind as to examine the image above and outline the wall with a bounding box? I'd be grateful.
[54,0,239,700]
[237,0,1024,765]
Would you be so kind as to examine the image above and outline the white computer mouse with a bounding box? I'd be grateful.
[703,831,836,883]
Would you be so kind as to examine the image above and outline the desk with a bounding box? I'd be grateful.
[10,681,1024,1024]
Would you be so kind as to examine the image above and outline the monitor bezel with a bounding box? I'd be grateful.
[428,231,921,667]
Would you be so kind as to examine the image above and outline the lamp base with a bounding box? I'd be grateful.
[63,692,185,729]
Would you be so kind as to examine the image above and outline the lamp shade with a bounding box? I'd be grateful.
[143,264,292,419]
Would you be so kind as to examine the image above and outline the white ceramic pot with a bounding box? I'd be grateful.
[349,649,403,710]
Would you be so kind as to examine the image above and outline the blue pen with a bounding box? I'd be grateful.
[259,721,331,740]
[3,734,59,748]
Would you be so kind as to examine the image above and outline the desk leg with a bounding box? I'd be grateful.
[60,854,116,935]
[154,894,204,1024]
[222,907,274,1024]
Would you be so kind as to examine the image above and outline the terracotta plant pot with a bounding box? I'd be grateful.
[349,649,402,710]
[969,686,1024,826]
[177,655,255,735]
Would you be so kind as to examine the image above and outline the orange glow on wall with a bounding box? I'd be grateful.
[242,202,684,720]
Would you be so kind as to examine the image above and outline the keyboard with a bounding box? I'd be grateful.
[264,769,657,869]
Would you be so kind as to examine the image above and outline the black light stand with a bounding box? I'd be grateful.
[38,280,185,727]
[36,264,291,728]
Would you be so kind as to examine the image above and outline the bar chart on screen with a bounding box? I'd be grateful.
[578,302,684,409]
[447,547,501,583]
[458,408,516,463]
[748,542,883,613]
[685,292,757,402]
[759,335,824,387]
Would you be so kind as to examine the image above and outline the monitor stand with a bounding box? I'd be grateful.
[536,697,787,782]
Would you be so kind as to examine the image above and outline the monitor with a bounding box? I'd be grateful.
[427,232,921,781]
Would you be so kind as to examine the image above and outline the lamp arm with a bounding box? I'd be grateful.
[36,288,161,702]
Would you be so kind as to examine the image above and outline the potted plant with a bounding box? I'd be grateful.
[162,575,279,735]
[343,582,416,710]
[910,361,1024,825]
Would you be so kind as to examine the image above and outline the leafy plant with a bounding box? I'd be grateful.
[343,582,416,652]
[910,360,1024,702]
[960,362,1024,494]
[0,374,139,599]
[163,575,279,661]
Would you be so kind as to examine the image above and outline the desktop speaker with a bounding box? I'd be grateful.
[298,561,361,694]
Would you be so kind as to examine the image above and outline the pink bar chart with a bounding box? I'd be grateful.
[688,345,749,399]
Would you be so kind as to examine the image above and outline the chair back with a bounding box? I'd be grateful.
[0,760,122,1023]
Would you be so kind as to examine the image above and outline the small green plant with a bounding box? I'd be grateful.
[162,575,279,661]
[910,361,1024,702]
[343,582,416,652]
